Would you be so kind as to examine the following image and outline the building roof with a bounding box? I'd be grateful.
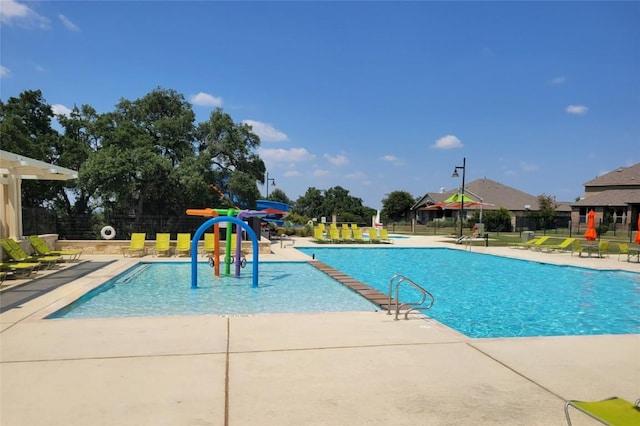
[412,178,541,212]
[0,150,78,182]
[583,162,640,187]
[572,189,640,207]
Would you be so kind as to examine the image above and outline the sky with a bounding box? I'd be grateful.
[1,1,639,209]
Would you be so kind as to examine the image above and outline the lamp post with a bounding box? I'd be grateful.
[451,157,466,237]
[265,172,276,199]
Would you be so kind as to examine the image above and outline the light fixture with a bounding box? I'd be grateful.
[452,157,466,237]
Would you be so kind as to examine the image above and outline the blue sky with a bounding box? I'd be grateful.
[1,1,639,209]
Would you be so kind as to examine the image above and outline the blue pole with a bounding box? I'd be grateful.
[191,216,260,289]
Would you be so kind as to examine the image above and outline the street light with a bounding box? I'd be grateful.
[265,172,276,198]
[451,157,466,237]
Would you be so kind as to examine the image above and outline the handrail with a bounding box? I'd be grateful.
[387,274,435,320]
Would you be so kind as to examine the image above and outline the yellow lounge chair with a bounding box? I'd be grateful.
[564,396,640,425]
[379,228,393,244]
[597,240,609,258]
[152,233,171,257]
[0,238,61,268]
[352,228,365,243]
[340,227,353,242]
[27,235,82,261]
[123,233,146,257]
[200,233,217,256]
[368,228,380,243]
[508,236,550,249]
[0,261,40,278]
[535,238,575,253]
[313,226,327,242]
[329,228,342,243]
[175,233,191,257]
[617,243,629,262]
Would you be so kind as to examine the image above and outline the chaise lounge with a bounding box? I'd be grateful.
[564,396,640,425]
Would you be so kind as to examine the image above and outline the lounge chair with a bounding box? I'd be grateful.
[175,233,191,257]
[535,238,575,253]
[123,233,146,257]
[352,228,365,243]
[27,235,82,261]
[313,226,327,242]
[368,229,380,243]
[329,228,342,243]
[0,261,39,278]
[508,236,550,249]
[340,227,353,242]
[200,233,217,256]
[564,396,640,425]
[597,240,609,258]
[0,238,61,268]
[617,243,629,262]
[379,228,393,244]
[152,233,171,257]
[572,240,584,257]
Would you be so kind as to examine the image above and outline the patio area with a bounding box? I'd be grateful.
[1,236,638,425]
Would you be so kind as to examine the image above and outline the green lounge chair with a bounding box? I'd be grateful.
[617,243,629,262]
[597,240,610,258]
[0,238,61,268]
[175,233,191,257]
[27,235,82,261]
[564,396,640,425]
[536,238,576,253]
[508,236,550,249]
[152,233,171,256]
[123,233,147,257]
[0,261,39,278]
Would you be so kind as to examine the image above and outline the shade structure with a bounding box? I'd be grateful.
[421,200,494,211]
[584,210,597,241]
[443,193,475,204]
[636,214,640,244]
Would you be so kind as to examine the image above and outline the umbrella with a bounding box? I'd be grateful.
[584,210,597,241]
[443,193,475,204]
[635,214,640,245]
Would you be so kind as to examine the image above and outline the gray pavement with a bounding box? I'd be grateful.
[1,236,639,426]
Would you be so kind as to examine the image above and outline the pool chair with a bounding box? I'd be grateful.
[368,229,380,243]
[123,233,147,257]
[175,233,191,257]
[536,237,575,253]
[352,228,365,243]
[597,240,610,258]
[27,235,82,261]
[617,243,629,262]
[200,233,216,256]
[329,227,342,243]
[152,233,171,257]
[340,227,353,242]
[508,236,550,249]
[313,226,327,242]
[572,240,584,257]
[564,396,640,425]
[0,238,61,269]
[0,261,39,278]
[379,228,393,244]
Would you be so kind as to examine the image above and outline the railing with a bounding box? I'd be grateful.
[387,274,434,320]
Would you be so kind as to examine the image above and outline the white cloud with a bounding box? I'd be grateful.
[324,153,349,166]
[283,170,301,177]
[0,0,50,28]
[58,14,79,31]
[520,161,538,172]
[52,104,72,117]
[566,105,588,115]
[243,120,287,142]
[381,154,403,166]
[313,169,330,176]
[35,65,45,72]
[550,76,567,85]
[189,92,222,107]
[432,135,463,149]
[0,65,11,78]
[258,147,315,163]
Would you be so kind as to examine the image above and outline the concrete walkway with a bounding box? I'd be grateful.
[1,236,639,425]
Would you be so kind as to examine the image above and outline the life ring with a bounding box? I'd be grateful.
[208,257,215,267]
[240,257,247,268]
[100,226,116,240]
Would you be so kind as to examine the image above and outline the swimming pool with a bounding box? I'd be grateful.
[48,262,378,319]
[298,247,640,338]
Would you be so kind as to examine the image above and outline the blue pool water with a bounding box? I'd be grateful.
[49,262,378,319]
[298,247,640,338]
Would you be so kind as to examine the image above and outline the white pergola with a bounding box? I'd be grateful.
[0,150,78,239]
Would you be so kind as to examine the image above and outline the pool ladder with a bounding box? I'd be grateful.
[387,274,434,320]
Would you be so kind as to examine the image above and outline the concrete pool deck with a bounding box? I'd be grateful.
[1,236,639,425]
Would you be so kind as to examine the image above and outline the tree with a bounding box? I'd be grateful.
[293,187,325,219]
[292,186,375,225]
[195,108,265,209]
[536,194,557,229]
[482,208,512,232]
[381,190,415,222]
[266,188,293,206]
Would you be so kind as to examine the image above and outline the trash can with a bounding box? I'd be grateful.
[522,231,535,242]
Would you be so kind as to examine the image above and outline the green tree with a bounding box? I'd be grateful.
[195,108,265,209]
[536,194,557,229]
[482,208,512,232]
[293,187,325,219]
[381,190,415,222]
[266,188,292,206]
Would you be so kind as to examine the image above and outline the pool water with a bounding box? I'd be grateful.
[49,262,378,319]
[298,247,640,338]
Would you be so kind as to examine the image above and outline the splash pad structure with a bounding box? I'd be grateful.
[186,208,266,289]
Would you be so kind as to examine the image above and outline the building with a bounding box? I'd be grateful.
[571,162,640,234]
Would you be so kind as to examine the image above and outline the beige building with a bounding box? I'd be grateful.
[571,162,640,233]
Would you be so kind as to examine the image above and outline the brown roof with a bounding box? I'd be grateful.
[583,162,640,187]
[572,189,640,207]
[412,178,541,212]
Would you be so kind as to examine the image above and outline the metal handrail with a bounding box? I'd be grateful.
[387,274,435,320]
